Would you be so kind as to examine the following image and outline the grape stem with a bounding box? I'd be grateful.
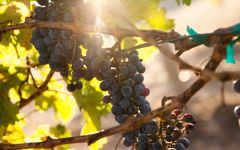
[0,18,238,53]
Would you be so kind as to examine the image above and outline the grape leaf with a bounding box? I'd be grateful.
[176,0,192,5]
[1,120,25,144]
[0,1,32,49]
[73,79,111,149]
[101,0,174,30]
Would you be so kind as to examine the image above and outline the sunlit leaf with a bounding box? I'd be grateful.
[2,120,25,144]
[72,80,111,149]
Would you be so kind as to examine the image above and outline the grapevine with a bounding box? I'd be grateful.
[0,0,240,150]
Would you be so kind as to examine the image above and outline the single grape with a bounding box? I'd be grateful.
[133,74,144,84]
[102,95,112,104]
[234,80,240,93]
[119,99,130,109]
[128,54,139,64]
[135,96,146,106]
[136,62,145,73]
[82,69,94,81]
[34,7,47,21]
[234,105,240,118]
[67,83,76,92]
[127,64,137,76]
[175,143,185,150]
[123,132,134,147]
[121,86,133,98]
[142,87,150,97]
[139,103,151,115]
[183,113,194,123]
[177,138,190,148]
[111,105,123,115]
[115,114,127,124]
[135,84,145,96]
[123,138,133,147]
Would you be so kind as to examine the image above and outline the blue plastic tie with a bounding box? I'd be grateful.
[232,23,240,34]
[187,26,209,46]
[226,37,240,64]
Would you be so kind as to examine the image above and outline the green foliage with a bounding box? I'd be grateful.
[176,0,192,5]
[102,0,174,31]
[73,80,111,149]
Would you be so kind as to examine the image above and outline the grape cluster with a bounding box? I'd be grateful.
[163,109,196,150]
[31,1,197,150]
[31,0,96,91]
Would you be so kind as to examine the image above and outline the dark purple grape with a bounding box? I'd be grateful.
[100,80,110,91]
[234,105,240,118]
[119,99,130,109]
[133,74,144,84]
[135,96,146,106]
[128,54,139,64]
[136,62,145,73]
[234,80,240,93]
[67,83,76,92]
[103,95,111,104]
[135,84,145,96]
[111,105,123,115]
[121,86,133,98]
[115,114,127,124]
[175,143,185,150]
[177,138,190,148]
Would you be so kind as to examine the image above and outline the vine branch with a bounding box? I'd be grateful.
[0,17,239,150]
[18,70,55,109]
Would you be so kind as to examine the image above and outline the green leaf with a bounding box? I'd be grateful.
[183,0,192,5]
[1,121,25,144]
[35,90,76,123]
[73,79,111,149]
[176,0,192,5]
[0,66,24,126]
[101,0,174,30]
[0,97,19,126]
[0,1,32,49]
